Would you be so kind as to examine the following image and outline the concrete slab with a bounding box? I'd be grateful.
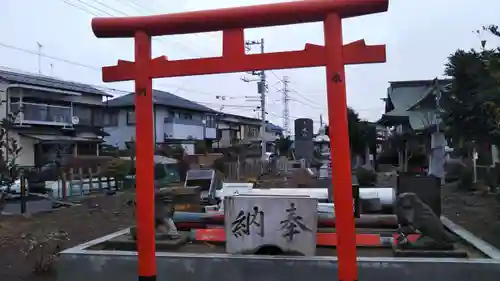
[57,217,500,281]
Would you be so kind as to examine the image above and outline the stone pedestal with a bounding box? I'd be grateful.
[224,195,318,256]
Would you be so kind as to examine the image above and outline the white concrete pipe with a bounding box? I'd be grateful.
[217,183,396,212]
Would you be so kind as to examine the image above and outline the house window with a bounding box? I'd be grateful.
[248,127,259,137]
[182,113,192,120]
[127,110,136,125]
[205,115,216,127]
[169,111,180,119]
[77,143,98,156]
[73,106,92,125]
[103,112,118,126]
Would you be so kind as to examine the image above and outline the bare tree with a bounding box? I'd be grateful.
[0,110,22,213]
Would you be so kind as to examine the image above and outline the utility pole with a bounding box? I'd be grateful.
[320,114,324,127]
[36,42,43,75]
[242,38,267,159]
[282,76,290,136]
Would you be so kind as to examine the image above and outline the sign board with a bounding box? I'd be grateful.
[185,168,221,204]
[224,195,318,256]
[186,169,215,180]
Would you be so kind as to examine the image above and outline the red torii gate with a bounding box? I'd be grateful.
[91,1,388,281]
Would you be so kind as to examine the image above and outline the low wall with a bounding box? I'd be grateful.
[57,217,500,281]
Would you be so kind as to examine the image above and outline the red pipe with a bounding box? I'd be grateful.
[190,229,421,247]
[92,0,388,38]
[193,228,385,247]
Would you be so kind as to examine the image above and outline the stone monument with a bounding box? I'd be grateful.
[294,118,314,162]
[224,195,318,256]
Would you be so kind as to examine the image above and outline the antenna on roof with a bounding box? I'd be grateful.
[36,42,43,75]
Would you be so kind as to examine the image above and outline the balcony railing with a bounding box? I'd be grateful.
[11,102,72,124]
[164,116,216,128]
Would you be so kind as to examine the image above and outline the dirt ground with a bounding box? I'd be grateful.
[442,183,500,248]
[1,183,500,281]
[0,192,135,281]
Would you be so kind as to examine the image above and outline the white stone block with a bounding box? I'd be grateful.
[224,195,318,256]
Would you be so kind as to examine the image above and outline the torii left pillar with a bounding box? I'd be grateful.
[133,31,156,281]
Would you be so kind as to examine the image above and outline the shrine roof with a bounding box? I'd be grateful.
[378,78,451,130]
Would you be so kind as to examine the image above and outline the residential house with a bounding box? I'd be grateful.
[0,69,112,167]
[265,122,284,140]
[103,90,217,154]
[216,112,283,149]
[215,113,260,148]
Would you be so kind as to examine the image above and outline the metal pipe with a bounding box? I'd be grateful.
[171,212,399,228]
[217,187,396,209]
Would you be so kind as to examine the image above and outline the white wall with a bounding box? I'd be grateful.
[104,110,136,149]
[105,106,217,148]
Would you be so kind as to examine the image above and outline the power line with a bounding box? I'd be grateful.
[59,0,214,57]
[0,41,241,99]
[73,0,114,16]
[59,0,104,16]
[267,111,321,124]
[0,63,264,118]
[114,0,150,14]
[0,39,330,124]
[289,88,325,109]
[87,0,128,16]
[0,41,100,70]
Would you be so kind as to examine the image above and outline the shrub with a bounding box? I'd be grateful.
[356,166,377,186]
[194,140,208,155]
[458,166,474,191]
[444,158,466,183]
[21,229,69,274]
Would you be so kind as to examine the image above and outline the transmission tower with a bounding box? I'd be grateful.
[282,76,290,136]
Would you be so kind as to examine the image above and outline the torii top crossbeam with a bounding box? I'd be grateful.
[92,0,388,37]
[91,1,388,281]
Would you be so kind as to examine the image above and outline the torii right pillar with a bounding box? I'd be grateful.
[325,13,362,281]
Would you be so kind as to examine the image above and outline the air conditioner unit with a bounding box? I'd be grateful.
[71,116,80,125]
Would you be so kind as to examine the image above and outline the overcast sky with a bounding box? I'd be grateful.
[0,0,497,131]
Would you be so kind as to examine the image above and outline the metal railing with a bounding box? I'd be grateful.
[11,102,72,124]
